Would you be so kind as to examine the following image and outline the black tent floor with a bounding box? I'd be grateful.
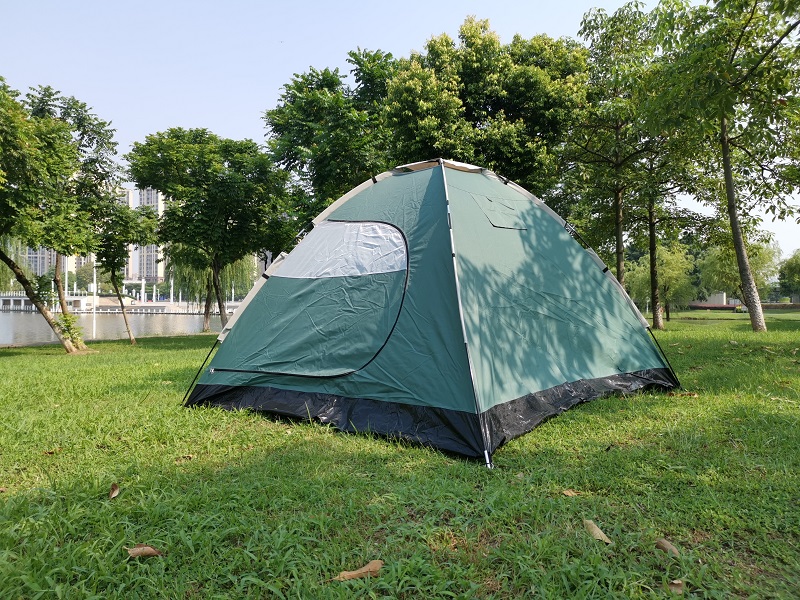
[186,368,679,459]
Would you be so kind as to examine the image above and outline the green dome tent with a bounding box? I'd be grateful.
[185,159,679,466]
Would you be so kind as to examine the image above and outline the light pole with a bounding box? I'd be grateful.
[92,263,97,339]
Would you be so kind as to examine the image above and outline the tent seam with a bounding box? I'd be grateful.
[440,161,494,468]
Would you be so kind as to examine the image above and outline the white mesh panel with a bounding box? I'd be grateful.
[273,221,406,279]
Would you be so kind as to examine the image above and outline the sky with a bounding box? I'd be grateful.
[2,0,798,256]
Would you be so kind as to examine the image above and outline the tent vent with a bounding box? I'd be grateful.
[372,176,377,184]
[603,267,609,273]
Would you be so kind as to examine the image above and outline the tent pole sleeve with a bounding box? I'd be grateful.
[182,338,220,405]
[439,160,494,468]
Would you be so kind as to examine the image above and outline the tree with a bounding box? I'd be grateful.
[384,17,587,196]
[565,2,659,285]
[651,0,800,331]
[22,86,121,348]
[0,80,85,353]
[95,199,157,344]
[698,241,781,302]
[74,262,110,292]
[265,49,397,205]
[126,128,289,328]
[627,242,696,321]
[778,249,800,299]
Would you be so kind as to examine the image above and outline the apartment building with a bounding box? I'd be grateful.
[22,187,167,284]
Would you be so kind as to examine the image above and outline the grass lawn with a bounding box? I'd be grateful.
[1,314,798,598]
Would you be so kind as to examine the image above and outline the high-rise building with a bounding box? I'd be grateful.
[21,187,167,285]
[134,187,165,283]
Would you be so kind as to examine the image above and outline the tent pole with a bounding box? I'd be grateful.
[647,327,681,388]
[182,338,219,405]
[439,160,494,469]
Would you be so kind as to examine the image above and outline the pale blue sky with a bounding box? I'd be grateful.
[2,0,797,254]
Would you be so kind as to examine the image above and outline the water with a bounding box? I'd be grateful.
[0,312,223,347]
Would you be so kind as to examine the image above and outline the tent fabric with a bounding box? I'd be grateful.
[273,221,407,279]
[186,159,679,462]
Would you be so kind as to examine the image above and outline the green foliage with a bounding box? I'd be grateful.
[778,249,800,297]
[0,81,79,240]
[265,54,395,205]
[95,199,157,290]
[626,243,696,307]
[126,129,290,322]
[563,2,664,280]
[20,86,122,259]
[698,241,781,300]
[649,0,800,329]
[385,18,587,196]
[1,317,799,597]
[55,312,83,346]
[74,262,111,292]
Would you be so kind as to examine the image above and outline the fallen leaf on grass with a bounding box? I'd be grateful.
[668,579,684,595]
[655,538,680,557]
[43,447,62,455]
[667,392,699,398]
[175,455,194,464]
[125,543,163,558]
[562,489,580,497]
[109,483,120,500]
[583,520,612,544]
[332,559,384,581]
[0,487,6,493]
[729,340,738,345]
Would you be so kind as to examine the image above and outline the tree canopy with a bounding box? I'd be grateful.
[264,49,397,205]
[385,17,588,197]
[649,0,800,330]
[0,80,89,353]
[126,128,289,326]
[778,250,800,298]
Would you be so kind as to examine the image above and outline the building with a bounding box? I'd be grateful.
[133,187,166,283]
[20,187,167,285]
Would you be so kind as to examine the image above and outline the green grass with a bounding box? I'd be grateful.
[1,317,798,599]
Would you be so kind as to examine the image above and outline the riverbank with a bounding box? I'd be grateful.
[1,318,798,597]
[0,311,223,347]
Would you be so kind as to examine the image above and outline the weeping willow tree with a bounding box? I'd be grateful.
[166,250,258,332]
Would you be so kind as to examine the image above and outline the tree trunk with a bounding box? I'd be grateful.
[614,187,625,286]
[665,300,671,321]
[111,273,136,345]
[202,276,213,332]
[720,115,767,332]
[53,253,88,350]
[0,248,77,353]
[211,262,229,328]
[54,254,70,315]
[648,196,664,330]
